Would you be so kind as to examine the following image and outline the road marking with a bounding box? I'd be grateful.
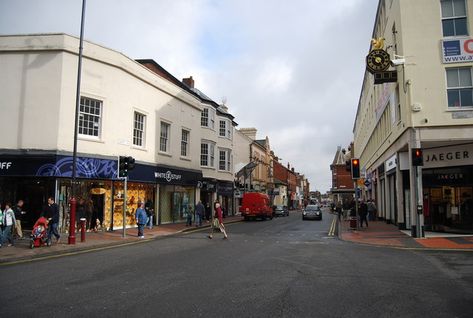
[328,218,337,236]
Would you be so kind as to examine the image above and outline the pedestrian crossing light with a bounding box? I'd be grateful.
[351,158,360,179]
[119,156,136,177]
[412,148,423,166]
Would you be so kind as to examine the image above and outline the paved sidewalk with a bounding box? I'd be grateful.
[0,215,243,264]
[339,218,473,251]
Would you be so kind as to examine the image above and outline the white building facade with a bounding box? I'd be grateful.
[0,33,236,229]
[354,0,473,235]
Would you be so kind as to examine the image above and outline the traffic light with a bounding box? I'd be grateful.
[118,156,136,177]
[412,148,423,166]
[351,158,360,179]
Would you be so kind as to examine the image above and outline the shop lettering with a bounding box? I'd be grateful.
[0,162,12,169]
[155,171,182,182]
[436,173,464,180]
[425,151,469,162]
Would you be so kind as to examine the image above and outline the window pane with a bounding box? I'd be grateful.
[454,18,468,36]
[453,0,466,16]
[448,89,461,106]
[441,0,454,18]
[460,88,473,106]
[446,69,459,87]
[443,19,455,36]
[459,68,472,86]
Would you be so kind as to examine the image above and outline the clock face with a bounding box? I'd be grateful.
[366,49,391,73]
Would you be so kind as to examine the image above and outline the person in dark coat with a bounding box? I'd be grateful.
[195,201,205,227]
[76,198,86,232]
[359,200,369,228]
[43,196,61,243]
[13,199,26,239]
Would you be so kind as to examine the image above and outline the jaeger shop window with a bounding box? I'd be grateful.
[441,0,468,37]
[79,97,102,137]
[446,67,473,107]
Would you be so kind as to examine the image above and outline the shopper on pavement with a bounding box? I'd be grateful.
[195,201,204,227]
[208,201,228,240]
[0,205,4,247]
[186,204,193,227]
[3,202,16,246]
[43,197,61,244]
[359,200,369,228]
[135,202,147,238]
[13,199,26,239]
[145,199,154,230]
[367,199,377,221]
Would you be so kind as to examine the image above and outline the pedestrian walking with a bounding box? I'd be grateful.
[43,196,61,244]
[76,198,86,232]
[336,201,342,221]
[186,204,193,226]
[195,201,204,227]
[0,205,4,248]
[208,201,228,240]
[359,200,369,228]
[13,199,26,239]
[135,202,147,238]
[367,199,377,221]
[3,202,17,246]
[145,198,154,230]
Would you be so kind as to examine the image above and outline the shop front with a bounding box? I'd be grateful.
[217,180,234,216]
[421,144,473,233]
[0,153,157,231]
[155,165,202,224]
[200,178,217,220]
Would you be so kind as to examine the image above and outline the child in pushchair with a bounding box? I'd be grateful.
[30,216,50,249]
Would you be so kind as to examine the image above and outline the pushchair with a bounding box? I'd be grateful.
[30,217,51,249]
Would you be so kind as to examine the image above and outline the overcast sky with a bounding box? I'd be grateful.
[0,0,378,192]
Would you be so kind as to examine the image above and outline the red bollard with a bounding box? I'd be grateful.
[80,218,86,242]
[69,197,76,244]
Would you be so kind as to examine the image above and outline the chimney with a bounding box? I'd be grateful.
[287,163,290,170]
[239,128,257,141]
[182,76,194,88]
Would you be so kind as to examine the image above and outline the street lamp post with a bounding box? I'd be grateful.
[70,0,87,245]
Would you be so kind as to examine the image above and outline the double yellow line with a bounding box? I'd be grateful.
[328,217,337,237]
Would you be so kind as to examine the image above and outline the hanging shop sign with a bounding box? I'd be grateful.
[385,154,397,172]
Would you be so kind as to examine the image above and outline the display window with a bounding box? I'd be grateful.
[159,185,195,224]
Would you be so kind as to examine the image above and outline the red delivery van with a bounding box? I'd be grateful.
[239,192,273,221]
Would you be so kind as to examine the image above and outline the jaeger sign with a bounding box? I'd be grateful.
[423,144,473,169]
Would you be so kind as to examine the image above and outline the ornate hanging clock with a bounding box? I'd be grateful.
[366,49,391,74]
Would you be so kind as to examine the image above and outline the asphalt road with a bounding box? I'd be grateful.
[1,209,472,318]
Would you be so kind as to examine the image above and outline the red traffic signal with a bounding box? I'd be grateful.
[412,148,423,166]
[351,158,360,179]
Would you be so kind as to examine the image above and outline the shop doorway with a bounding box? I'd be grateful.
[91,194,105,230]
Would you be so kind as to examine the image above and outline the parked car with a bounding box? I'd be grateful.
[239,192,273,221]
[302,204,322,221]
[273,205,289,217]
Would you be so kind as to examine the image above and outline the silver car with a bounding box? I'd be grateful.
[302,205,322,221]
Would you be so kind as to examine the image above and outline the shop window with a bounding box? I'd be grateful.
[79,96,102,138]
[133,111,146,147]
[441,0,468,37]
[446,67,473,107]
